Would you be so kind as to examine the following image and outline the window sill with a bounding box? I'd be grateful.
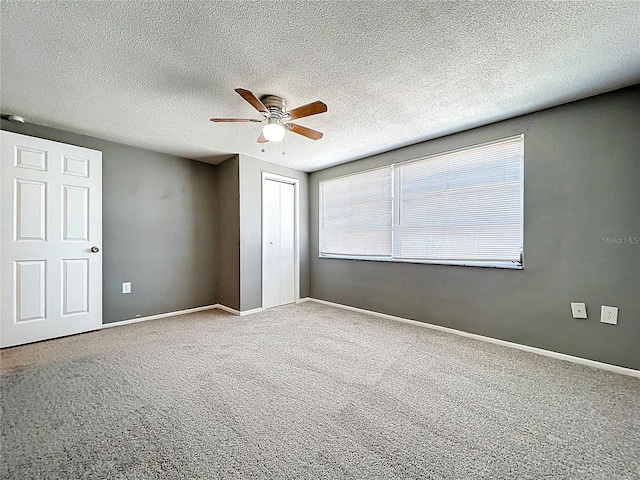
[318,254,523,270]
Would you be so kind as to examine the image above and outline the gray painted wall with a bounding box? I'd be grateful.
[1,120,218,323]
[239,155,309,311]
[309,85,640,370]
[215,156,241,311]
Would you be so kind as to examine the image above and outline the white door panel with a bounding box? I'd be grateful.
[279,182,295,305]
[63,185,90,241]
[15,260,47,322]
[1,131,102,347]
[263,179,281,309]
[62,258,89,316]
[15,179,47,240]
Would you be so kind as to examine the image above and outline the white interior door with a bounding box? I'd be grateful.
[263,175,297,310]
[1,131,102,348]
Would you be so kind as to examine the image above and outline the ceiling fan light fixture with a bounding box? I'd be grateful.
[262,118,286,142]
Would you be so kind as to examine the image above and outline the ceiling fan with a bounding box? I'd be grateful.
[210,88,327,143]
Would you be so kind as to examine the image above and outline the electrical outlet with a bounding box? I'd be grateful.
[122,282,132,294]
[570,302,587,319]
[601,306,618,325]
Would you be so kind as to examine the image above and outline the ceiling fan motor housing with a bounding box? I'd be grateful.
[260,95,292,121]
[260,95,284,111]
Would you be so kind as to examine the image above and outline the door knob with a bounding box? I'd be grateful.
[91,246,100,253]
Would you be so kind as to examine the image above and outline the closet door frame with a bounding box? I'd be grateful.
[261,171,300,309]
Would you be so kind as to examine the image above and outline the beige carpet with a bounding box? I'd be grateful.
[2,302,639,479]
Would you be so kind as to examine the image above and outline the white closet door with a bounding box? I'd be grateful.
[263,179,281,309]
[263,177,296,309]
[279,182,295,305]
[1,131,102,347]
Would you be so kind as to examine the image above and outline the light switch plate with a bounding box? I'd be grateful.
[570,302,587,319]
[122,282,131,294]
[601,306,618,325]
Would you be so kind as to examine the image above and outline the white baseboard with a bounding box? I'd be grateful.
[102,303,264,329]
[296,297,312,303]
[216,304,263,316]
[215,304,241,316]
[101,305,218,329]
[306,298,640,378]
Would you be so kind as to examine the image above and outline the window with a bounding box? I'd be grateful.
[319,166,392,257]
[319,135,524,268]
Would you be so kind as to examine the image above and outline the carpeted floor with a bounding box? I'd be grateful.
[1,301,639,479]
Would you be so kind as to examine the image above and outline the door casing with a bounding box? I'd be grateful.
[261,172,299,309]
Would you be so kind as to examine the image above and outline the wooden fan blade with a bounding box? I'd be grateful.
[287,101,327,120]
[235,88,268,114]
[287,123,323,140]
[210,118,262,122]
[257,133,269,143]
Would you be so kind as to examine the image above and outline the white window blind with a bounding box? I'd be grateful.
[394,136,523,263]
[319,166,392,257]
[318,135,524,268]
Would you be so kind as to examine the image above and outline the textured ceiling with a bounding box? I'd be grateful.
[1,1,639,172]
